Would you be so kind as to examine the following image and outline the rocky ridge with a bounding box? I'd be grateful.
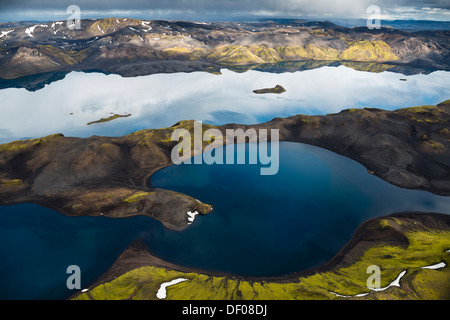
[0,18,448,82]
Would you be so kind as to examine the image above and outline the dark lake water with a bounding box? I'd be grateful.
[1,142,449,299]
[148,142,450,275]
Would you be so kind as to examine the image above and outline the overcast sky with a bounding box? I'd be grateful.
[0,0,449,21]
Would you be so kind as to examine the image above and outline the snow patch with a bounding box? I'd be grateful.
[329,270,407,298]
[156,278,188,299]
[370,270,406,291]
[0,30,13,38]
[330,291,369,298]
[141,22,152,32]
[52,22,63,28]
[97,24,104,34]
[187,211,199,224]
[27,24,48,36]
[25,25,39,37]
[421,262,446,270]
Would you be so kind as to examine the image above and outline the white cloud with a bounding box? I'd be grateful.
[0,68,449,144]
[0,0,449,21]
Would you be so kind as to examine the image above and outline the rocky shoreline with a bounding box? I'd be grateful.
[1,100,449,232]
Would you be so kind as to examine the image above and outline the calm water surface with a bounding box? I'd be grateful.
[0,66,449,143]
[148,142,450,276]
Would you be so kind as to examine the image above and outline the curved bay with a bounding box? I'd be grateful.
[1,142,449,299]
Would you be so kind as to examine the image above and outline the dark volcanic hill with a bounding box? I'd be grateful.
[1,101,449,231]
[0,18,448,82]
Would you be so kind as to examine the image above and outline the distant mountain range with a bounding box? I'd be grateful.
[259,18,450,31]
[0,18,448,85]
[356,19,450,31]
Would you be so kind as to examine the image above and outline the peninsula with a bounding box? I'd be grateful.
[1,100,449,231]
[1,100,449,300]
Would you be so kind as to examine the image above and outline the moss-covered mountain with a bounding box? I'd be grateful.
[0,19,448,80]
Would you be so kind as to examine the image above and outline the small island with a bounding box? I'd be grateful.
[87,113,131,125]
[253,84,286,94]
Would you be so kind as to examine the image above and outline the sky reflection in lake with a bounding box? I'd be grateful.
[0,66,449,143]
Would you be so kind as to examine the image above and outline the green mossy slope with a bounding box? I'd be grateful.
[74,215,450,300]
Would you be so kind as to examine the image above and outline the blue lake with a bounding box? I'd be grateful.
[1,142,449,299]
[148,142,450,275]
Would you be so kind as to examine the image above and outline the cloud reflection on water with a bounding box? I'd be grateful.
[0,66,449,143]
